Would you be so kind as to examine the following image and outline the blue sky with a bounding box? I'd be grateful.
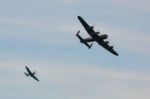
[0,0,150,99]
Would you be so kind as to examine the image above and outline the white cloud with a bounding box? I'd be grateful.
[108,0,150,14]
[0,0,149,99]
[57,21,150,56]
[0,60,150,99]
[0,16,76,46]
[36,63,150,99]
[102,25,150,55]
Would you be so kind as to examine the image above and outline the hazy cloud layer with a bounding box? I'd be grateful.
[0,0,149,99]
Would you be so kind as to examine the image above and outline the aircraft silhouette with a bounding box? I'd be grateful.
[24,66,39,82]
[76,16,119,56]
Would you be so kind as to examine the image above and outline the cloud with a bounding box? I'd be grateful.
[101,25,150,55]
[0,16,76,47]
[36,63,150,99]
[0,13,149,57]
[0,1,149,98]
[112,0,150,14]
[1,60,150,99]
[58,20,150,56]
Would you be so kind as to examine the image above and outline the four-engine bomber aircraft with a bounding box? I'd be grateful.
[24,66,39,82]
[76,16,119,56]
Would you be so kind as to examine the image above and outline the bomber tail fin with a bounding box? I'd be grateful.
[76,31,92,49]
[89,43,93,49]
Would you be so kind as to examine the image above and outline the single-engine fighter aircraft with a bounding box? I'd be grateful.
[24,66,39,81]
[76,16,119,56]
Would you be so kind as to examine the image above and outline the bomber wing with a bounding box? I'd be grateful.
[78,16,95,34]
[97,40,118,56]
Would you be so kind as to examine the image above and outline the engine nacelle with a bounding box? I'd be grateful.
[99,34,108,39]
[91,26,94,29]
[104,41,109,44]
[88,26,94,30]
[95,32,100,35]
[110,46,114,49]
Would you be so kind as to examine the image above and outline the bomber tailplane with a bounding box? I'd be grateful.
[76,31,93,49]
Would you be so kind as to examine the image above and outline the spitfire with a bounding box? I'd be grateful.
[24,66,39,82]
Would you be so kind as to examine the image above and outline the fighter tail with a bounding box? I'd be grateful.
[24,72,29,77]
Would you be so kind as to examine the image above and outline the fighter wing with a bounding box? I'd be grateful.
[26,66,32,74]
[78,16,95,34]
[31,74,39,81]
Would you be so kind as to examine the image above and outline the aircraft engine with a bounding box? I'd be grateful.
[99,34,108,39]
[91,26,94,29]
[105,41,109,44]
[110,46,114,49]
[88,26,94,30]
[95,32,100,34]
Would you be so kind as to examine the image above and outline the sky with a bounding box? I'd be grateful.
[0,0,150,99]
